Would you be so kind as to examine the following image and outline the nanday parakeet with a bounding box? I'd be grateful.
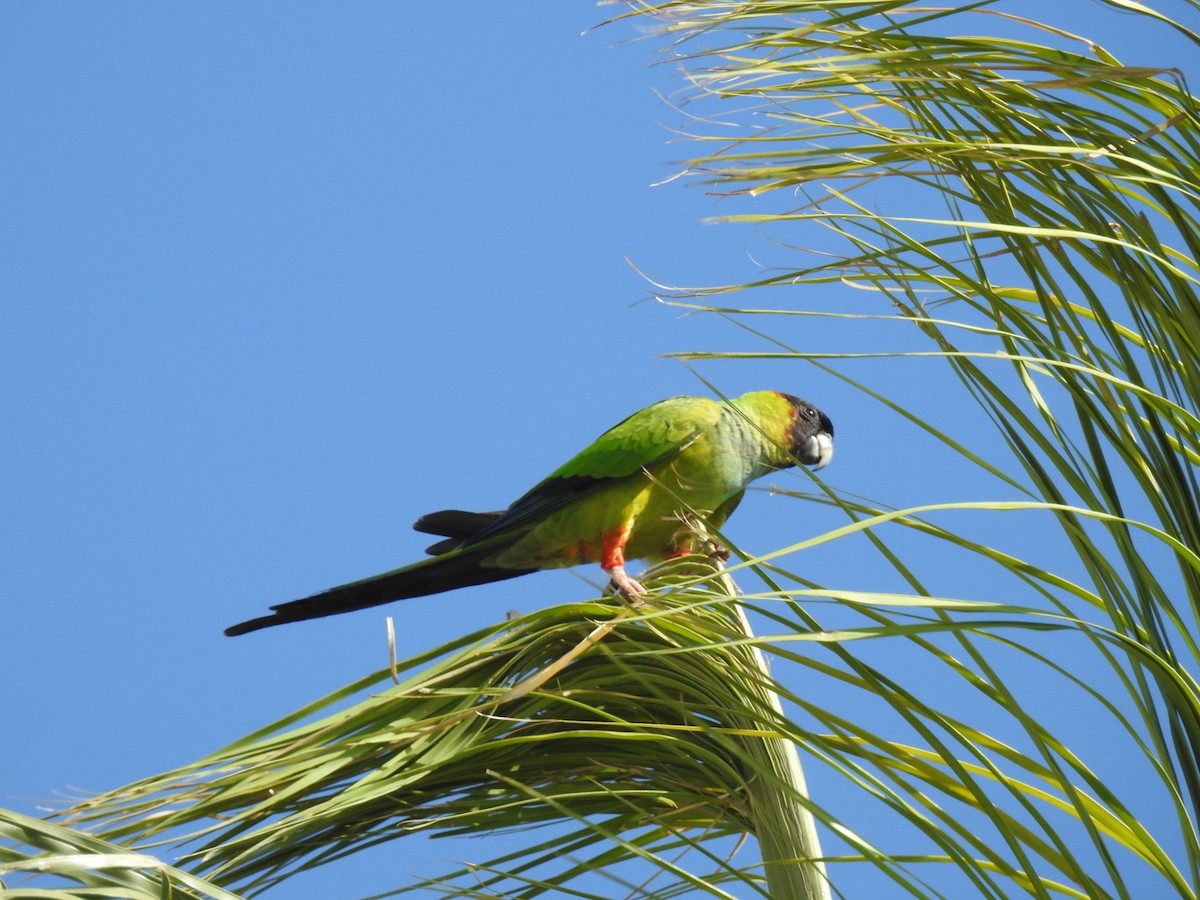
[225,390,833,636]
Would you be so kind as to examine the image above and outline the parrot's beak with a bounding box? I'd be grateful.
[800,431,834,470]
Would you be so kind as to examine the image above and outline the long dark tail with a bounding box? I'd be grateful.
[225,510,526,636]
[413,509,504,555]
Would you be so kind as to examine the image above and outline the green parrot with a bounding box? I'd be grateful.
[225,390,833,636]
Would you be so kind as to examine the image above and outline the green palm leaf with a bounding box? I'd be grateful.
[632,0,1200,895]
[0,808,244,900]
[64,561,826,898]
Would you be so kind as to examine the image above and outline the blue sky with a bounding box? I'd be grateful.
[5,2,1198,897]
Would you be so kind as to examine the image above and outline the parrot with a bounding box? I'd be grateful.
[225,390,833,636]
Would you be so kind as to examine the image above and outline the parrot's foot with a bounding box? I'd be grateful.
[605,565,647,606]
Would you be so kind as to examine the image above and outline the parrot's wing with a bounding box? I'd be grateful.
[466,396,721,543]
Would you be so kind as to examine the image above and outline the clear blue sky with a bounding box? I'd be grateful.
[4,3,1195,897]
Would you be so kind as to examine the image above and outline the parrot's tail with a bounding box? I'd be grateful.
[413,508,504,555]
[224,543,533,636]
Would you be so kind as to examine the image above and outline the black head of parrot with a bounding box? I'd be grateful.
[782,394,834,470]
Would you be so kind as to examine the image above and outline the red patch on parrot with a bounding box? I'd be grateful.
[601,525,632,570]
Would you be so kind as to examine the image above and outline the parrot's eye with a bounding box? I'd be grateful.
[803,406,817,419]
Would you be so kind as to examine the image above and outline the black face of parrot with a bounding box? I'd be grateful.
[782,394,835,470]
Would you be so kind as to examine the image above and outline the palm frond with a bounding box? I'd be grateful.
[614,0,1200,896]
[0,807,245,900]
[65,560,828,899]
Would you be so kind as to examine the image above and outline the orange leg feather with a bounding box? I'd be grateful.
[601,525,646,601]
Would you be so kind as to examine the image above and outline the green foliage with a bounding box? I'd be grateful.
[62,560,825,898]
[615,0,1200,895]
[0,808,244,900]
